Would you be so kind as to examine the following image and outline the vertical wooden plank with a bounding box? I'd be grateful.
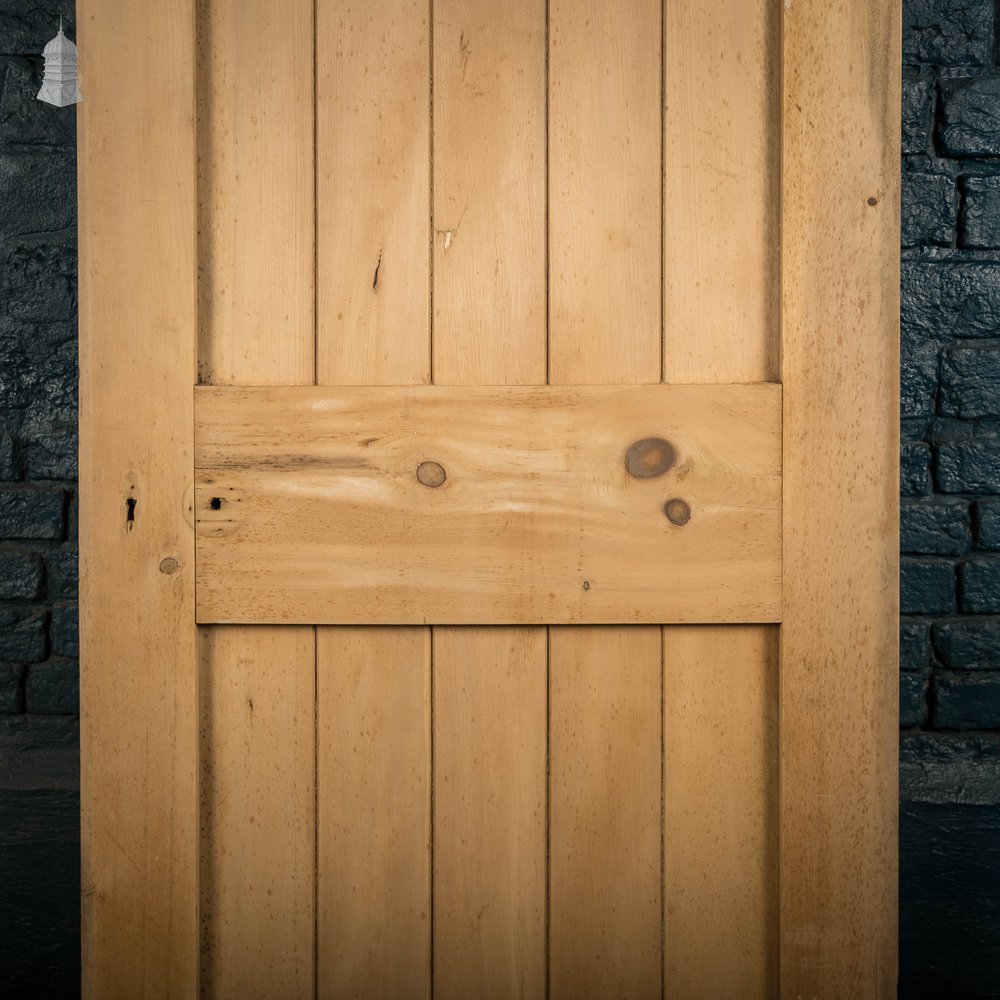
[549,628,663,998]
[549,3,662,994]
[199,629,316,998]
[317,0,431,385]
[315,3,431,997]
[316,628,431,998]
[661,627,778,998]
[78,0,199,995]
[663,0,779,383]
[661,2,780,996]
[431,2,548,996]
[433,629,547,999]
[548,0,661,385]
[197,1,316,996]
[781,2,900,997]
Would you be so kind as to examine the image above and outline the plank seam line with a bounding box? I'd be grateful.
[428,0,435,387]
[429,625,436,997]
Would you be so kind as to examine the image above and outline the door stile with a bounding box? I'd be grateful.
[79,0,200,996]
[780,1,900,996]
[548,1,664,996]
[661,1,781,996]
[196,0,318,995]
[315,3,433,997]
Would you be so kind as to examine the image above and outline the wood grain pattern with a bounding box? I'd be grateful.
[781,1,900,996]
[196,0,314,384]
[549,627,663,998]
[662,626,778,997]
[548,3,664,992]
[199,628,316,999]
[663,0,779,384]
[196,3,317,995]
[548,0,661,385]
[433,628,547,999]
[317,0,430,384]
[78,0,199,995]
[194,384,782,625]
[316,628,431,999]
[315,5,432,996]
[431,2,548,995]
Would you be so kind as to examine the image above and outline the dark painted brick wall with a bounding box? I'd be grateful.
[0,4,79,998]
[902,0,1000,996]
[3,0,1000,997]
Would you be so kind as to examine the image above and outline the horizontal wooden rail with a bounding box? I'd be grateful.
[194,384,782,625]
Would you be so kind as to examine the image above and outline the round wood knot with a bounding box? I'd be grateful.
[159,557,180,575]
[625,437,676,478]
[416,461,447,488]
[664,498,691,526]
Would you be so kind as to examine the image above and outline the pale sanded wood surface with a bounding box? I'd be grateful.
[194,384,782,626]
[662,626,778,997]
[316,628,431,999]
[78,1,199,995]
[317,0,430,385]
[548,3,664,992]
[196,3,317,995]
[661,3,781,994]
[431,2,548,995]
[315,5,432,995]
[433,629,547,999]
[199,628,315,999]
[549,0,661,385]
[663,0,779,384]
[781,1,900,996]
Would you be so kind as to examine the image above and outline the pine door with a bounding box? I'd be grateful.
[78,1,900,997]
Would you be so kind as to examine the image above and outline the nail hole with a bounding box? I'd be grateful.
[210,497,222,510]
[867,197,878,206]
[125,496,136,529]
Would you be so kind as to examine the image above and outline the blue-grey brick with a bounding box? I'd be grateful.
[902,618,933,672]
[903,75,934,154]
[0,607,46,661]
[0,6,76,56]
[50,603,76,658]
[934,618,1000,669]
[0,55,74,147]
[904,172,958,247]
[903,262,1000,341]
[937,438,1000,493]
[962,177,1000,249]
[902,336,941,419]
[901,672,928,729]
[45,546,75,600]
[66,490,76,542]
[941,343,1000,417]
[901,501,969,555]
[25,657,77,714]
[976,500,1000,549]
[0,149,74,235]
[901,559,956,615]
[25,426,75,480]
[0,432,16,480]
[902,441,932,496]
[933,673,1000,729]
[0,663,21,711]
[1,235,76,322]
[904,0,995,66]
[942,76,1000,154]
[960,558,1000,612]
[0,549,42,599]
[0,487,62,539]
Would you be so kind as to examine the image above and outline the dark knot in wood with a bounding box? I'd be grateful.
[416,461,447,488]
[625,437,675,479]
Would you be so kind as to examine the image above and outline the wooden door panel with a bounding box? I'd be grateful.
[79,0,899,997]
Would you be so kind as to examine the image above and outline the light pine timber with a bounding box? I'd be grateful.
[662,1,781,996]
[193,384,782,626]
[79,0,199,994]
[548,1,664,995]
[315,2,432,997]
[431,1,548,995]
[780,1,900,997]
[196,0,316,995]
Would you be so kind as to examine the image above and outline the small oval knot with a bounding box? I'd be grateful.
[416,461,447,488]
[625,437,676,479]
